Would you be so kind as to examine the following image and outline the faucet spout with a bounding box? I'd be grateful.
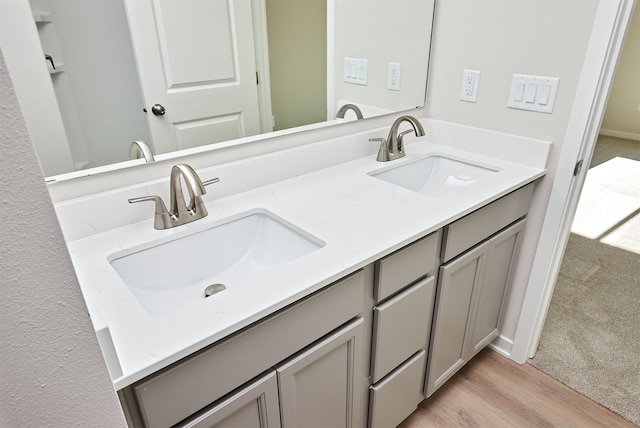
[386,115,425,156]
[129,140,155,163]
[370,115,425,162]
[336,103,364,120]
[170,164,206,216]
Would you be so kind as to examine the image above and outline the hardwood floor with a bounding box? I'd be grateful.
[399,349,636,428]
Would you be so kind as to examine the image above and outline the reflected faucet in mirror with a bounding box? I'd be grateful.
[336,104,364,120]
[129,141,155,163]
[370,115,425,162]
[128,164,219,230]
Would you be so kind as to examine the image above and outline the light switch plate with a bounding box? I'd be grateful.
[344,58,368,85]
[508,74,559,113]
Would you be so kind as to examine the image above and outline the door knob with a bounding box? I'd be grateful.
[151,104,166,116]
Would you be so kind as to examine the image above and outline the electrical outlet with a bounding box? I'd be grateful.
[460,70,480,102]
[388,62,401,91]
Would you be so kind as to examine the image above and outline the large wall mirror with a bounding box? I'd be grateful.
[1,0,435,179]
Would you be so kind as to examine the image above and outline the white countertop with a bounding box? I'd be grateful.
[65,133,548,390]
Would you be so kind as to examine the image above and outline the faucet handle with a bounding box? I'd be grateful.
[370,138,391,162]
[396,129,414,153]
[202,177,220,187]
[128,195,174,230]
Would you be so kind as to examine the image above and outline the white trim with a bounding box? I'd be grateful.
[251,0,273,133]
[326,0,336,121]
[510,0,636,364]
[599,128,640,141]
[489,334,513,358]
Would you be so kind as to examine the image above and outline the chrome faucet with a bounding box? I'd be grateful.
[128,164,219,229]
[336,103,364,120]
[370,115,425,162]
[129,140,155,163]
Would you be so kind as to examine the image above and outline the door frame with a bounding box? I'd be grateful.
[251,0,273,133]
[510,0,637,363]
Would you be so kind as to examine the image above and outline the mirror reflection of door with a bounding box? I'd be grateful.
[125,0,262,155]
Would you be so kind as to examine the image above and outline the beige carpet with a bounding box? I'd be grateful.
[529,135,640,426]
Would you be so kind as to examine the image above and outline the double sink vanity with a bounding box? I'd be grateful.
[60,118,549,427]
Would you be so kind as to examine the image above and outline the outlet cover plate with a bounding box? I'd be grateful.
[387,62,401,91]
[460,70,480,102]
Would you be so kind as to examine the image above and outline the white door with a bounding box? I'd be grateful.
[124,0,262,154]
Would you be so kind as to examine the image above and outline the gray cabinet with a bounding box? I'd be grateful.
[426,184,533,397]
[368,231,439,428]
[117,184,535,428]
[426,218,527,397]
[183,318,365,428]
[120,271,366,428]
[278,318,364,428]
[467,220,526,359]
[368,350,426,428]
[426,242,485,396]
[179,372,281,428]
[370,277,435,384]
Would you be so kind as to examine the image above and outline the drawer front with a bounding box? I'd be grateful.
[375,231,440,302]
[133,270,365,428]
[370,277,435,383]
[442,183,533,262]
[368,350,426,428]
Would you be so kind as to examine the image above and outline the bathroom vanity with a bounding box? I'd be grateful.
[60,121,549,427]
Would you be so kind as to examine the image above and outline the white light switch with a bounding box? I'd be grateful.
[508,74,559,113]
[524,83,538,103]
[537,85,552,105]
[514,83,526,102]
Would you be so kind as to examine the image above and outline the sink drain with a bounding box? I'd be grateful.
[204,283,226,297]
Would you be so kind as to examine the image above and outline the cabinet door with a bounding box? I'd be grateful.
[277,318,364,428]
[466,219,525,359]
[425,243,487,397]
[179,372,281,428]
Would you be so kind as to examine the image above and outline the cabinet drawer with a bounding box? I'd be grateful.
[132,270,365,428]
[375,231,440,302]
[370,277,435,383]
[368,350,426,428]
[442,183,533,262]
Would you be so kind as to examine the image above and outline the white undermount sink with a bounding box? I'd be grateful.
[369,155,498,197]
[109,210,324,317]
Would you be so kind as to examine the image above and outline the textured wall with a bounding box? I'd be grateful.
[0,52,126,426]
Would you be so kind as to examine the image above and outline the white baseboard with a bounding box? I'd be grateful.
[599,128,640,141]
[489,334,514,360]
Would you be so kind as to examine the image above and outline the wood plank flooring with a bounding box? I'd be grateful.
[399,349,636,428]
